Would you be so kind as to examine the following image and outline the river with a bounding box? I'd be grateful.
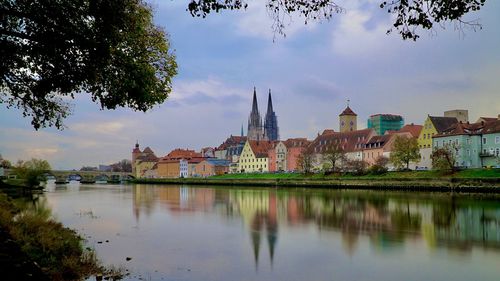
[42,183,500,281]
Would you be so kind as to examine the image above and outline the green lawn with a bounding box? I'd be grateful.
[211,169,500,180]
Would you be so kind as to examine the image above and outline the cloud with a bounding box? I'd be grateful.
[331,8,395,57]
[171,78,248,106]
[235,0,319,40]
[290,76,343,101]
[72,121,126,135]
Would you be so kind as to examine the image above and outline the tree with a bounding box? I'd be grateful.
[80,166,98,172]
[1,0,177,129]
[323,145,345,173]
[390,136,421,170]
[0,154,12,168]
[187,0,487,40]
[344,159,368,176]
[369,156,389,175]
[13,158,52,187]
[297,147,314,174]
[110,159,132,172]
[431,144,458,172]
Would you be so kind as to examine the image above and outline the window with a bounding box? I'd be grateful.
[496,136,500,144]
[483,138,486,144]
[423,134,426,139]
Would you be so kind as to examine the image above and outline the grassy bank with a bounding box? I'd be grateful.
[132,169,500,192]
[210,169,500,180]
[0,180,124,280]
[0,193,100,280]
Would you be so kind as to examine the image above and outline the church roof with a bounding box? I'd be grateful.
[340,106,357,116]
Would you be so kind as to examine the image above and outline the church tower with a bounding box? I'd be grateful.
[264,89,279,141]
[339,100,357,132]
[132,141,141,176]
[247,87,264,140]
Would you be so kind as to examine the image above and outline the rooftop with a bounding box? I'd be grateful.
[434,121,485,137]
[248,140,275,158]
[310,128,375,152]
[429,116,459,133]
[339,106,357,116]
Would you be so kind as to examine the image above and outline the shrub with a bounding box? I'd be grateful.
[345,160,368,176]
[368,165,388,175]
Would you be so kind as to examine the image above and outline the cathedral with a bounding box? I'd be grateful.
[247,87,279,141]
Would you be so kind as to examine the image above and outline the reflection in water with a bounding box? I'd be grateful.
[132,185,500,259]
[43,184,500,281]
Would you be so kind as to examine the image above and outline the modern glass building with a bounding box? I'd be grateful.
[367,114,404,135]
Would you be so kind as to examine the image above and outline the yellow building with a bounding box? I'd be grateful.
[135,159,157,178]
[417,115,458,169]
[132,145,158,178]
[339,105,357,133]
[418,116,458,149]
[237,140,273,173]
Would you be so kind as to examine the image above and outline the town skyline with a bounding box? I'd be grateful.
[1,0,500,169]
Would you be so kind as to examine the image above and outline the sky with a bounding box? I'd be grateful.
[1,0,500,169]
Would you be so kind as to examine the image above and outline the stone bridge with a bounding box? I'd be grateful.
[50,170,134,183]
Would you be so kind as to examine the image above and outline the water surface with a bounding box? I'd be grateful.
[43,184,500,281]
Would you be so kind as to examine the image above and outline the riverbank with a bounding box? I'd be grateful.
[0,180,105,280]
[132,169,500,192]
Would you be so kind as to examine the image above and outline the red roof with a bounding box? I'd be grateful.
[283,138,311,148]
[135,146,158,163]
[188,157,206,164]
[165,148,202,159]
[434,121,486,137]
[321,129,335,136]
[160,148,203,163]
[398,124,423,138]
[340,106,357,116]
[478,117,497,122]
[248,140,274,158]
[484,120,500,134]
[310,128,375,153]
[217,135,247,150]
[365,132,412,151]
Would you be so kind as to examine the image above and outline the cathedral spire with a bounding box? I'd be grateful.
[264,89,279,141]
[248,87,264,141]
[267,89,273,113]
[252,86,259,115]
[241,124,244,137]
